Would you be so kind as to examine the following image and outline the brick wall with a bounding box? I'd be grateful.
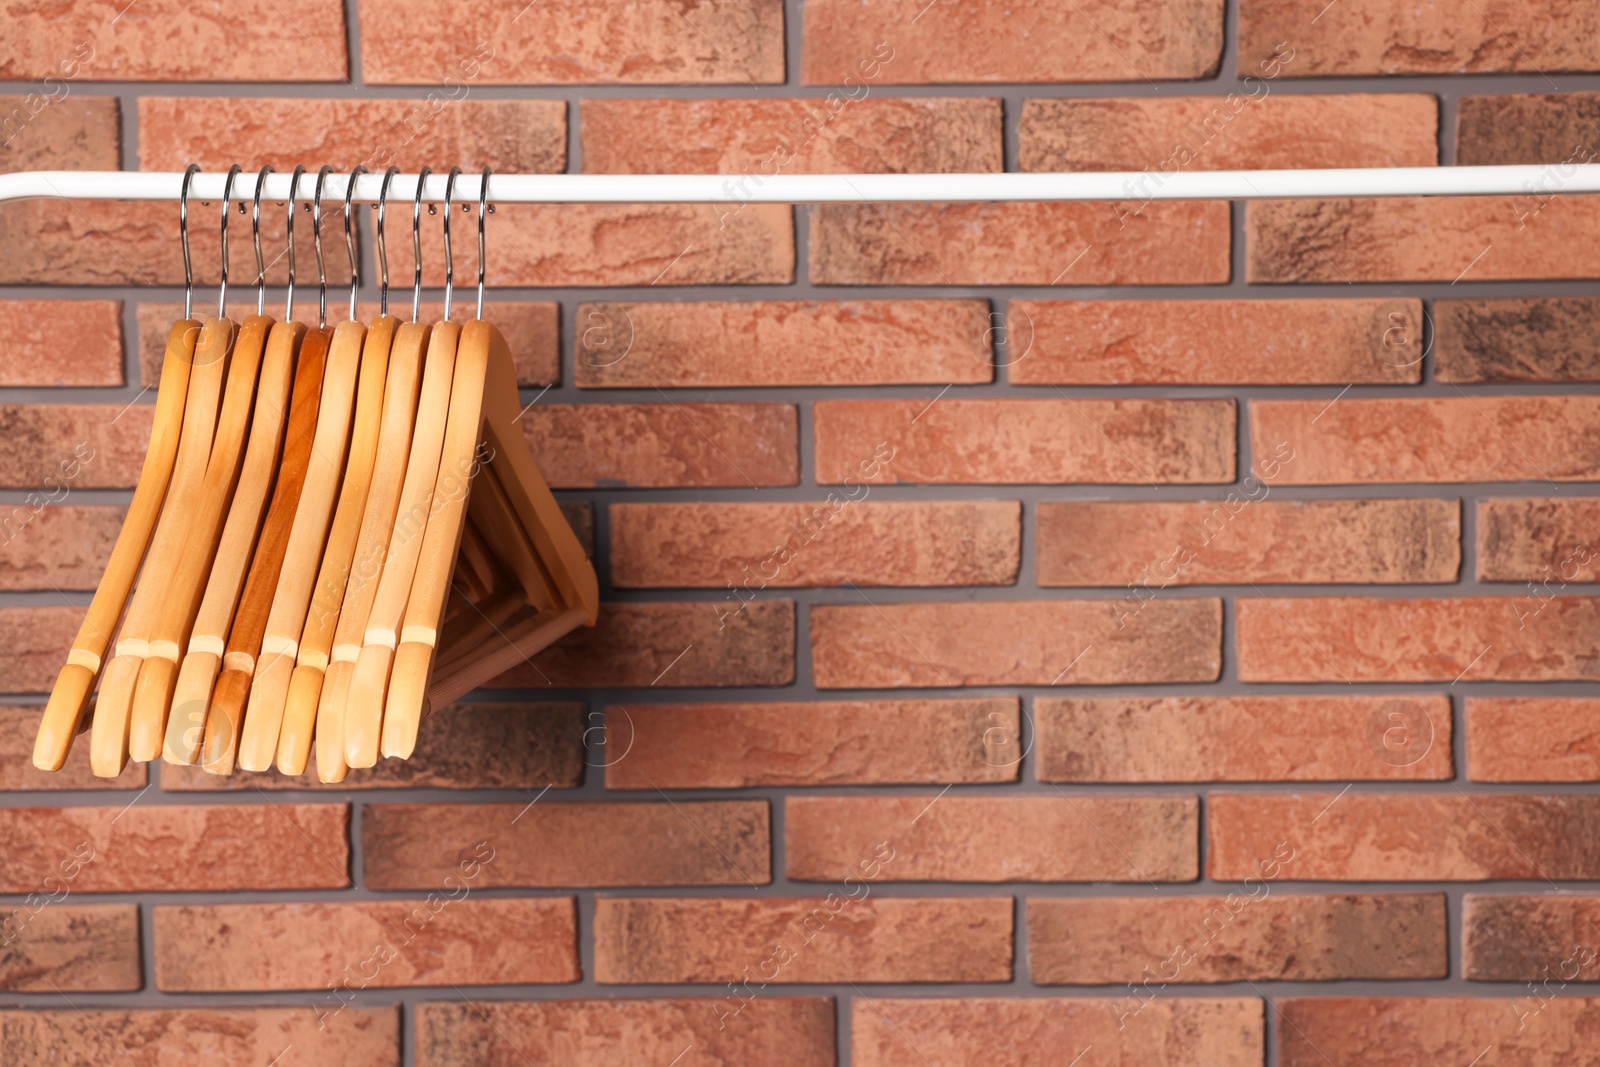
[0,1,1598,1064]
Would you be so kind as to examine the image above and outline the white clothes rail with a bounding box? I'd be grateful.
[1,165,1598,206]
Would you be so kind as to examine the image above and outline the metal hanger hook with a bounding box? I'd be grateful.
[285,164,305,322]
[179,164,199,320]
[251,165,273,316]
[411,166,430,323]
[313,165,334,328]
[442,166,461,323]
[376,166,399,316]
[476,167,490,320]
[343,165,367,322]
[217,164,241,319]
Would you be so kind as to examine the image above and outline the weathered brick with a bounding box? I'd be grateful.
[1457,92,1600,165]
[852,997,1263,1067]
[574,300,993,388]
[605,698,1021,788]
[0,3,345,80]
[1247,198,1600,282]
[359,0,785,84]
[803,0,1224,83]
[0,1007,397,1067]
[810,599,1221,688]
[1478,498,1600,581]
[0,804,349,892]
[138,302,559,388]
[363,800,770,888]
[154,899,578,990]
[0,904,139,991]
[814,399,1235,485]
[813,202,1230,285]
[787,795,1198,882]
[1008,298,1424,385]
[1436,297,1600,382]
[417,998,833,1067]
[524,403,798,488]
[583,98,1001,174]
[1037,696,1454,782]
[1277,997,1600,1066]
[487,601,794,689]
[161,703,584,791]
[1030,893,1447,983]
[1467,698,1600,782]
[0,607,87,694]
[1209,793,1600,880]
[1240,0,1600,75]
[1251,397,1600,483]
[0,405,152,489]
[0,705,145,790]
[1237,595,1600,682]
[0,96,119,170]
[594,897,1012,983]
[138,97,565,173]
[0,301,122,386]
[611,501,1020,588]
[1037,498,1459,586]
[1020,95,1437,172]
[0,505,124,592]
[1463,895,1600,980]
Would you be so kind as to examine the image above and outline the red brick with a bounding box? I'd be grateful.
[0,904,139,991]
[1008,298,1424,385]
[812,202,1230,285]
[611,501,1020,588]
[0,804,349,892]
[0,301,122,386]
[803,0,1224,83]
[1037,498,1460,586]
[1237,595,1600,682]
[1037,696,1454,782]
[487,601,794,689]
[0,607,86,693]
[1463,894,1600,980]
[138,302,559,388]
[417,998,834,1067]
[605,698,1021,789]
[574,300,993,388]
[0,1007,397,1067]
[787,795,1198,882]
[0,405,152,489]
[161,703,584,791]
[1478,498,1600,581]
[1030,893,1446,983]
[811,599,1221,688]
[0,2,347,80]
[814,399,1235,485]
[524,403,798,488]
[359,0,784,84]
[1436,297,1600,382]
[0,97,119,170]
[154,899,577,990]
[1467,698,1600,782]
[1241,0,1600,75]
[1457,92,1600,165]
[138,97,565,173]
[594,897,1012,983]
[363,800,770,889]
[0,705,145,790]
[852,997,1262,1067]
[1021,95,1437,172]
[1277,997,1600,1067]
[584,97,1001,174]
[1208,793,1600,880]
[1252,397,1600,483]
[0,505,124,591]
[1247,197,1600,282]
